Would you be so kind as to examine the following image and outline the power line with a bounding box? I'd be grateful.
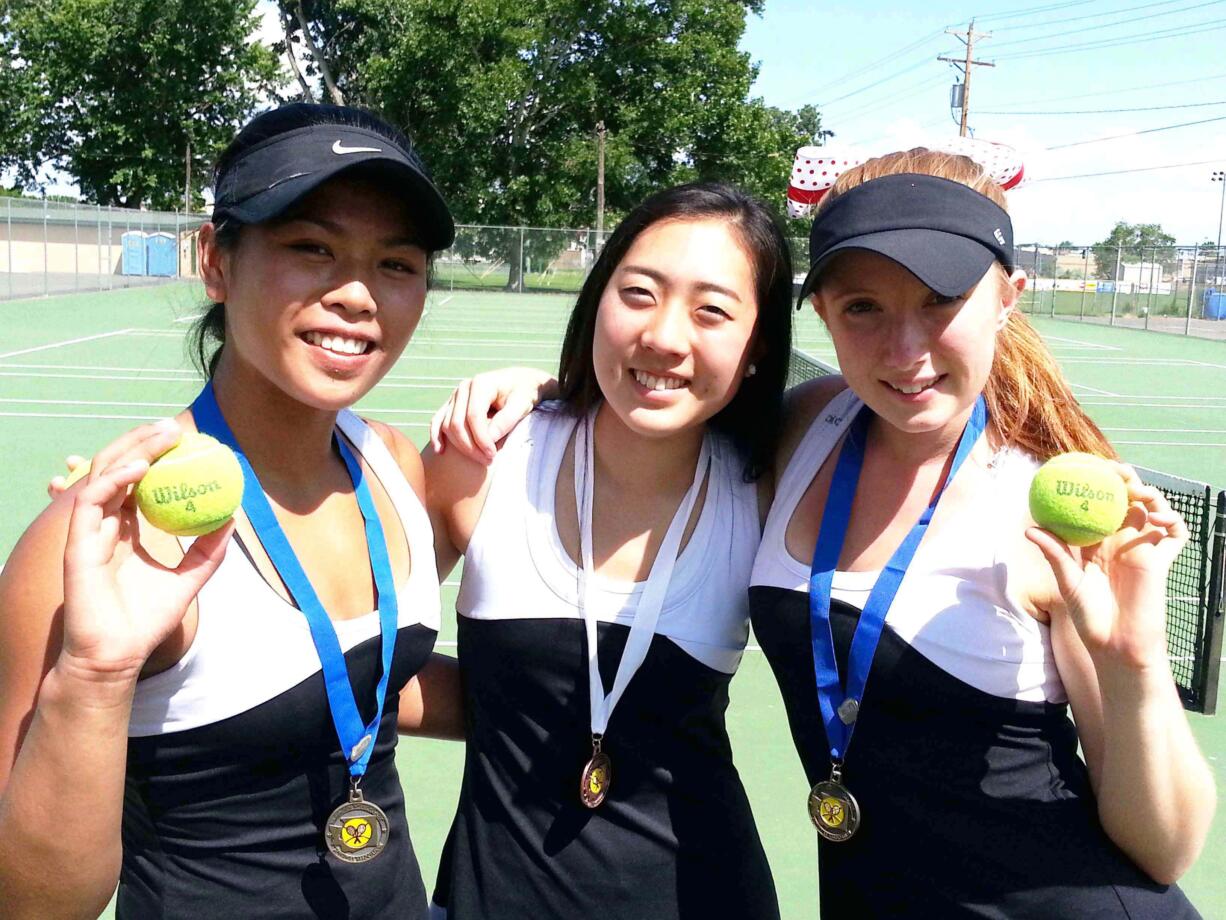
[990,0,1201,31]
[990,0,1221,47]
[977,71,1226,108]
[1046,114,1226,150]
[1029,158,1224,182]
[780,30,945,108]
[817,58,934,109]
[980,99,1226,115]
[974,0,1104,23]
[827,74,950,129]
[996,16,1226,61]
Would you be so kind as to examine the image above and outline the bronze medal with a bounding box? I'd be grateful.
[326,785,390,863]
[580,738,613,808]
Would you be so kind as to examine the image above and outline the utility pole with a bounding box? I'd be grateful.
[595,121,606,243]
[184,139,191,214]
[939,20,994,137]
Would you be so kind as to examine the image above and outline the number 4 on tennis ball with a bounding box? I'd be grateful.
[1028,452,1128,547]
[133,433,244,537]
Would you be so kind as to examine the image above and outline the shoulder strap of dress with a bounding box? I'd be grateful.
[335,409,434,546]
[768,388,863,530]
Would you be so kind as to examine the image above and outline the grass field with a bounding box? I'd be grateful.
[0,281,1223,918]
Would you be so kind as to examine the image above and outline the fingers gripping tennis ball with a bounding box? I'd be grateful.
[62,460,92,489]
[1029,453,1128,547]
[135,433,244,537]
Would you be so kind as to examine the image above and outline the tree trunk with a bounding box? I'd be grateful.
[281,6,315,101]
[293,1,344,105]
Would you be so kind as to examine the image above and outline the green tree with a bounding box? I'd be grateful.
[294,0,818,286]
[1092,221,1176,280]
[1,0,276,209]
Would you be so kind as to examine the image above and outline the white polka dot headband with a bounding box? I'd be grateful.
[786,137,1025,220]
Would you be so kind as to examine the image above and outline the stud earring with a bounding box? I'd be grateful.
[745,363,757,378]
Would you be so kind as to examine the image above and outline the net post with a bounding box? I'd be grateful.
[1202,491,1225,716]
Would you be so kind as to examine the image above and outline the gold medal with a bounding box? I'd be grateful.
[326,783,390,863]
[580,736,613,808]
[808,764,860,842]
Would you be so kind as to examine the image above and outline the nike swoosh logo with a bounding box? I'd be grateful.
[332,141,383,155]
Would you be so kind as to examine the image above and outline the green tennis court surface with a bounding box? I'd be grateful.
[1,282,1222,917]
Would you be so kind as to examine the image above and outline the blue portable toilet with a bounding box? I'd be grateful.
[1203,288,1226,320]
[146,232,177,277]
[121,231,147,275]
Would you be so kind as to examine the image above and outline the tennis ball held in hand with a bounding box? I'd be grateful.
[135,433,244,537]
[1028,452,1128,547]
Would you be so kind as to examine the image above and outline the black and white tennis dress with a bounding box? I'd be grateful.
[432,403,778,919]
[119,412,440,920]
[749,389,1199,919]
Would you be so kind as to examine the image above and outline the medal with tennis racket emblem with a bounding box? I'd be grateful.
[326,784,390,864]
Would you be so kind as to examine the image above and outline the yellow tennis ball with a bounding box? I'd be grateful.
[135,432,243,537]
[1029,452,1128,547]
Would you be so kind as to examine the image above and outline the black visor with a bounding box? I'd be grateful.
[797,173,1013,305]
[213,123,455,250]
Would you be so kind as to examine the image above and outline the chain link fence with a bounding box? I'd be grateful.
[4,199,1226,343]
[1012,243,1226,341]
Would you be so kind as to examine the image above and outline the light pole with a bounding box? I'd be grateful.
[1212,170,1225,292]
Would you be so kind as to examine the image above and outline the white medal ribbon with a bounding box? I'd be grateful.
[575,407,711,737]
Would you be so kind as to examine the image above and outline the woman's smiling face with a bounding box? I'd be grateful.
[814,249,1013,438]
[203,171,429,411]
[591,217,760,440]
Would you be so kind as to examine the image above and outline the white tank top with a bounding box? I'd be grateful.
[128,410,442,736]
[750,389,1066,704]
[457,403,760,674]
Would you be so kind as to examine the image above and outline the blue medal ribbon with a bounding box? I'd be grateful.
[192,382,398,779]
[809,396,987,764]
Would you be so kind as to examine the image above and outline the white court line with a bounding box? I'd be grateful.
[0,412,163,421]
[0,362,480,383]
[412,339,560,347]
[1077,393,1226,402]
[0,329,136,359]
[0,398,439,416]
[0,370,462,390]
[173,313,204,323]
[1102,427,1226,434]
[1078,400,1226,409]
[1063,357,1226,370]
[1113,444,1226,451]
[1040,335,1121,351]
[1070,383,1120,397]
[0,398,184,408]
[0,371,212,384]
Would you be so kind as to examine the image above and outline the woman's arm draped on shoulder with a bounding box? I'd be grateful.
[367,421,472,742]
[1028,464,1215,884]
[0,433,229,919]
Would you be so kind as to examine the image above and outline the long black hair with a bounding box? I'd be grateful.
[189,104,432,377]
[556,182,793,481]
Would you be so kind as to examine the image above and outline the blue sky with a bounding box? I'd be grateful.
[740,0,1226,245]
